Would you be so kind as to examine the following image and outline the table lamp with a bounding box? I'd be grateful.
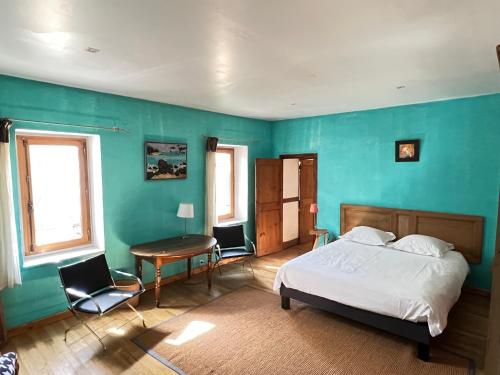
[177,203,194,238]
[310,203,318,229]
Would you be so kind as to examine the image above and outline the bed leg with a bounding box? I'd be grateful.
[281,296,290,310]
[417,343,430,362]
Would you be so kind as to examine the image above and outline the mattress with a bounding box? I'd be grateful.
[273,239,469,336]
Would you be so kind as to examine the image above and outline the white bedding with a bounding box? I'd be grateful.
[273,239,469,336]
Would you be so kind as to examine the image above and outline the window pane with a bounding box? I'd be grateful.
[216,151,232,218]
[29,144,83,246]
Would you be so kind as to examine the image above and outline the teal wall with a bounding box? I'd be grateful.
[272,94,500,289]
[0,75,272,328]
[1,74,498,329]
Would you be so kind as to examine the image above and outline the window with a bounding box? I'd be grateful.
[17,135,91,256]
[215,147,235,221]
[214,145,248,224]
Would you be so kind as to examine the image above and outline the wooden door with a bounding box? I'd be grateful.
[485,192,500,375]
[299,159,317,244]
[255,159,282,256]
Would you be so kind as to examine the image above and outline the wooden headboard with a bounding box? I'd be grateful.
[340,204,484,263]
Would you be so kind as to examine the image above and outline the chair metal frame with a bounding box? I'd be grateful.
[214,234,256,278]
[60,266,146,351]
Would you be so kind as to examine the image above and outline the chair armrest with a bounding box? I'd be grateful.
[110,269,145,292]
[65,287,103,315]
[214,244,222,258]
[245,236,256,254]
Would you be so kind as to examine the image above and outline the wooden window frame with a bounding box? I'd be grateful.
[216,147,235,221]
[16,135,92,256]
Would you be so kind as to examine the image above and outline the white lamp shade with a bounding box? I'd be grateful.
[177,203,194,218]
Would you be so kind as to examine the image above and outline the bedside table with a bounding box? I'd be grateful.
[309,228,329,249]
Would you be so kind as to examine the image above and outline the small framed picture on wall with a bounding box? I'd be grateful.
[395,139,420,162]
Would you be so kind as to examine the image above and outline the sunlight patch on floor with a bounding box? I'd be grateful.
[265,265,280,270]
[106,326,127,336]
[165,320,215,346]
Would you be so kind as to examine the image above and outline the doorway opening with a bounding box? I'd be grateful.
[254,154,317,256]
[281,154,317,249]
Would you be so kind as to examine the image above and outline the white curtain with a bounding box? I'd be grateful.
[0,142,22,290]
[204,138,218,235]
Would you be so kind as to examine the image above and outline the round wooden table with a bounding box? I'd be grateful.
[130,234,217,307]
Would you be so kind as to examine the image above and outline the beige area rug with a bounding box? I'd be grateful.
[132,286,472,375]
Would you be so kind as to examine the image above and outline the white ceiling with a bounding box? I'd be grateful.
[0,0,499,120]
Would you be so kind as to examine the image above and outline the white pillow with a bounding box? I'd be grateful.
[341,226,396,246]
[388,234,454,258]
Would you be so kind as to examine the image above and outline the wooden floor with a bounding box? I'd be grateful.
[434,287,490,370]
[1,244,490,374]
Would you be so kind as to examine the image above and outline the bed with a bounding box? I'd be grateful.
[274,204,483,361]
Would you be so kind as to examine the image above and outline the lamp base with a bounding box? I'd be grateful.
[180,218,190,239]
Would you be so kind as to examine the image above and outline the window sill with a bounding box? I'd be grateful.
[23,245,104,269]
[217,218,247,226]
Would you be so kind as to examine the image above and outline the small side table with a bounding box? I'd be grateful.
[310,228,329,249]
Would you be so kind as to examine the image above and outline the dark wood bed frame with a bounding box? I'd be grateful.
[279,204,484,361]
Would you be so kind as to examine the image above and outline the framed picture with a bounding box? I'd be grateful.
[145,142,187,180]
[395,139,420,162]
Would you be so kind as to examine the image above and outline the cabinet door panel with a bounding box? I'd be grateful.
[256,159,282,256]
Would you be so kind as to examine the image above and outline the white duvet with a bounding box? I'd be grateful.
[273,239,469,336]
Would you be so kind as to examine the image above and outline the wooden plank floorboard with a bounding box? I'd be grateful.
[2,243,490,373]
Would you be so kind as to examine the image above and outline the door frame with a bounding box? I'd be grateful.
[280,153,318,249]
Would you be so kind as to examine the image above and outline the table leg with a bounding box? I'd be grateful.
[312,236,319,250]
[323,233,328,246]
[187,258,192,279]
[135,256,143,281]
[155,266,161,308]
[207,248,212,290]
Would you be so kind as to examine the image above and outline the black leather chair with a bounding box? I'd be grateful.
[213,225,256,277]
[58,254,146,350]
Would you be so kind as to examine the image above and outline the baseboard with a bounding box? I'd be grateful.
[0,300,7,348]
[6,263,211,339]
[463,287,491,298]
[7,310,73,338]
[142,264,209,291]
[282,239,299,249]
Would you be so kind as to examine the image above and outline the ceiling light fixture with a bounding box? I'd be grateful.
[290,103,297,106]
[85,47,100,53]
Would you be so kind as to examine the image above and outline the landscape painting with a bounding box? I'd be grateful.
[145,142,187,180]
